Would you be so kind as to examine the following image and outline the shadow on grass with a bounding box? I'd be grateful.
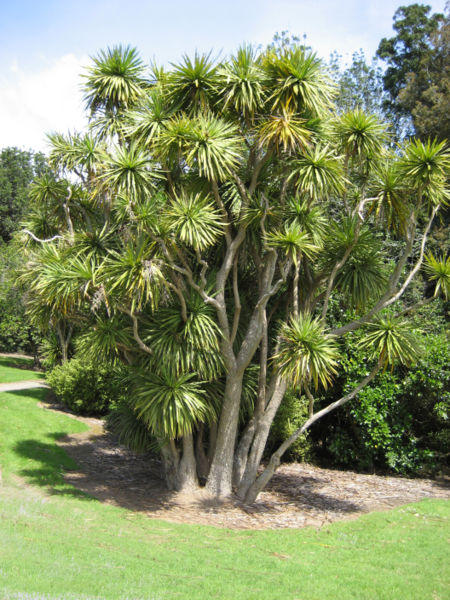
[13,438,93,502]
[0,356,36,370]
[7,388,48,401]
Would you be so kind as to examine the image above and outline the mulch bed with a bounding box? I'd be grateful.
[39,399,450,530]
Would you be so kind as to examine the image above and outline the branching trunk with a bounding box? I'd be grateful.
[237,375,287,500]
[233,309,268,486]
[161,436,199,491]
[56,321,73,363]
[243,359,383,503]
[207,250,283,497]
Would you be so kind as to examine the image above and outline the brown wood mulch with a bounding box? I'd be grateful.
[38,398,450,530]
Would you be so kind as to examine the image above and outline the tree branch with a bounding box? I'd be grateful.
[166,281,188,322]
[394,295,436,318]
[211,181,232,245]
[321,202,366,320]
[63,186,75,243]
[122,308,153,355]
[329,210,423,336]
[22,230,63,243]
[230,253,241,345]
[244,358,383,503]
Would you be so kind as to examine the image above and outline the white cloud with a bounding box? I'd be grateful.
[0,54,89,153]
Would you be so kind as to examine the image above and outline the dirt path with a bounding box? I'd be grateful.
[0,352,34,360]
[34,398,450,530]
[0,381,48,392]
[0,352,45,391]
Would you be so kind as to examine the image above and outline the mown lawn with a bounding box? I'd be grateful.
[0,375,448,599]
[0,356,45,383]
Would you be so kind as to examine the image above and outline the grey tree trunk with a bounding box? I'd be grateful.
[160,439,179,491]
[233,416,257,487]
[56,322,73,363]
[237,376,287,500]
[195,426,210,481]
[177,434,199,491]
[205,370,244,497]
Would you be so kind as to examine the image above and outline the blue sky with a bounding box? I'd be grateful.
[0,0,447,152]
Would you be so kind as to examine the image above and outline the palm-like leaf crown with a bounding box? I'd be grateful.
[358,316,421,370]
[28,175,70,206]
[264,48,335,116]
[258,109,312,155]
[126,89,177,148]
[167,191,223,250]
[266,222,319,265]
[73,224,117,260]
[21,245,96,315]
[47,132,104,179]
[101,236,164,312]
[159,113,242,181]
[334,109,387,160]
[273,314,340,390]
[83,45,147,117]
[107,397,155,454]
[288,144,346,200]
[286,196,328,247]
[101,144,159,200]
[216,45,265,119]
[167,52,218,113]
[21,207,60,243]
[398,138,450,206]
[424,253,450,299]
[132,369,213,439]
[368,162,409,235]
[76,313,133,363]
[112,192,165,235]
[324,220,386,309]
[144,293,223,380]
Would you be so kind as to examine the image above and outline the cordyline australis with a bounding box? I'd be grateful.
[20,44,449,502]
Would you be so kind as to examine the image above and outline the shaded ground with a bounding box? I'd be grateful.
[34,397,450,530]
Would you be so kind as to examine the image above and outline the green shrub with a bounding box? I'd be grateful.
[266,389,312,462]
[0,312,35,353]
[317,332,449,475]
[46,358,125,415]
[0,290,42,355]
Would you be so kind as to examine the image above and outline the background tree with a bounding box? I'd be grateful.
[376,3,446,136]
[0,148,48,243]
[0,148,50,355]
[329,50,385,117]
[397,7,450,141]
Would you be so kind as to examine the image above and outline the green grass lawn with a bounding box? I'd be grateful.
[0,382,448,600]
[0,356,45,383]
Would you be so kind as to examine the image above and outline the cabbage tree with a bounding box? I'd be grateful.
[21,44,449,501]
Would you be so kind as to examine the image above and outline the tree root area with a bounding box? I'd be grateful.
[42,402,449,530]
